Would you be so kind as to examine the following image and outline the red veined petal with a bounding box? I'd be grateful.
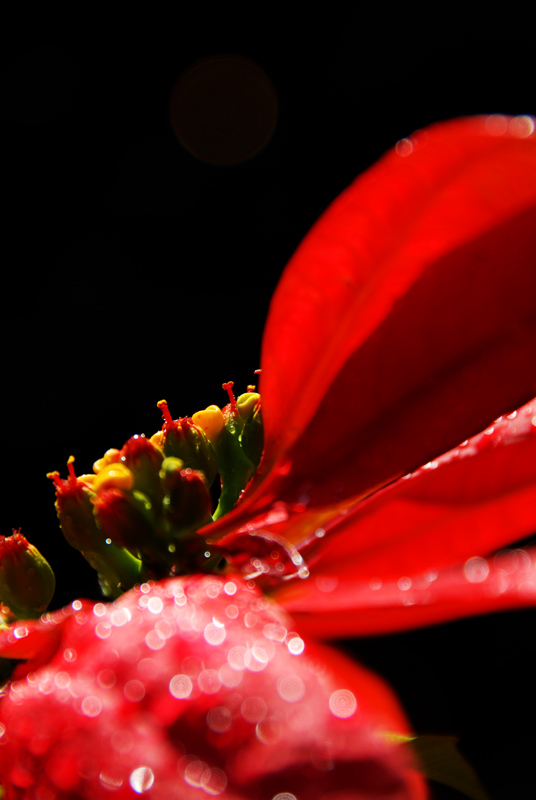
[271,400,536,635]
[250,115,536,513]
[293,398,536,577]
[278,546,536,639]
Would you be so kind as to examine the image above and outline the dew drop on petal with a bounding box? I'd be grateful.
[201,767,228,796]
[147,597,163,615]
[169,674,193,699]
[241,696,267,723]
[329,689,357,719]
[464,556,490,583]
[124,680,145,702]
[204,622,226,646]
[273,794,298,800]
[395,137,414,156]
[183,758,207,788]
[224,581,237,596]
[287,636,304,656]
[129,766,154,794]
[97,669,116,689]
[81,696,102,717]
[277,675,305,703]
[398,577,412,591]
[509,115,535,138]
[99,770,124,791]
[198,669,222,694]
[206,706,233,733]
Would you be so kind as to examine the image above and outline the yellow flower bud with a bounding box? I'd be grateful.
[192,405,225,442]
[93,462,134,493]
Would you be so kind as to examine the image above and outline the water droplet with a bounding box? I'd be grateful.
[111,608,131,627]
[99,770,124,791]
[129,766,154,794]
[105,538,112,545]
[169,674,193,699]
[201,767,228,796]
[241,696,267,723]
[277,674,305,703]
[509,115,535,138]
[204,622,226,646]
[147,597,163,615]
[206,706,233,733]
[464,556,489,583]
[395,137,414,157]
[145,629,166,651]
[287,636,304,656]
[54,671,70,689]
[315,528,325,538]
[124,680,145,703]
[97,669,116,689]
[273,792,297,800]
[398,577,412,591]
[369,578,382,590]
[329,689,357,719]
[81,696,102,717]
[198,669,222,694]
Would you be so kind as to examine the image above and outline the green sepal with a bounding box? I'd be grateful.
[211,408,254,520]
[240,401,264,469]
[387,733,490,800]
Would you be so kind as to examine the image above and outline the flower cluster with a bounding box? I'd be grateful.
[2,114,536,799]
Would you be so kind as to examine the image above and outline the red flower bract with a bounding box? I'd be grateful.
[2,114,536,799]
[0,577,419,799]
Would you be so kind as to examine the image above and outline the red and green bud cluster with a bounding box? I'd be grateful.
[0,531,55,619]
[49,386,264,594]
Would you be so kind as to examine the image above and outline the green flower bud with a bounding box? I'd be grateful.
[0,531,55,619]
[240,399,264,469]
[159,457,213,536]
[48,458,143,598]
[152,400,218,485]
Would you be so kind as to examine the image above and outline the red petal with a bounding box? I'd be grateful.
[278,546,536,639]
[0,576,423,799]
[255,115,536,510]
[272,400,536,635]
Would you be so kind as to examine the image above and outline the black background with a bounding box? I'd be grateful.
[1,7,535,799]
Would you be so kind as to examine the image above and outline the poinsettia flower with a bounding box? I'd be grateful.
[2,114,536,799]
[204,114,536,637]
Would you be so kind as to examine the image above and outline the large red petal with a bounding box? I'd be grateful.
[253,115,536,512]
[271,401,536,635]
[278,546,536,639]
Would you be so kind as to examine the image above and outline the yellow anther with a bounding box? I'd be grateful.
[93,449,122,474]
[237,392,260,420]
[93,462,134,493]
[191,405,225,442]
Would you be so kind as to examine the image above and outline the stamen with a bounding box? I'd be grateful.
[157,399,174,429]
[67,455,77,485]
[247,384,256,393]
[222,381,237,414]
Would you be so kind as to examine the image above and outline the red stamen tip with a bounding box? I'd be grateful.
[222,381,237,413]
[67,455,77,484]
[157,399,174,428]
